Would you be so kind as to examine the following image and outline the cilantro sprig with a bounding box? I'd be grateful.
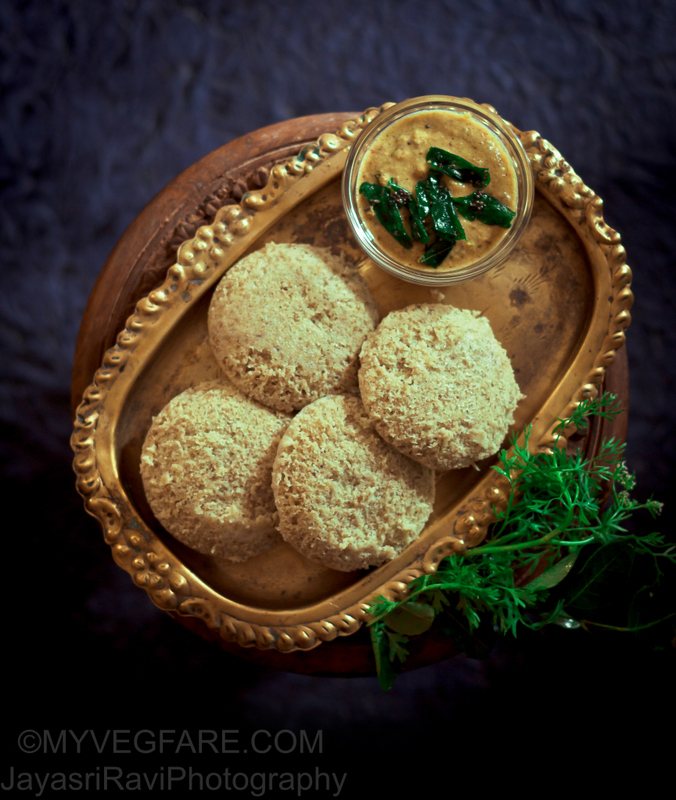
[367,393,674,690]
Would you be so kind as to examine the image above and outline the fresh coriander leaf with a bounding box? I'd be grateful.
[366,594,399,626]
[369,621,399,690]
[367,392,674,690]
[428,589,451,613]
[553,393,621,436]
[387,630,411,662]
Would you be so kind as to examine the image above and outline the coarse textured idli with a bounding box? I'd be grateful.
[272,394,435,572]
[207,242,379,413]
[358,304,523,471]
[140,379,291,561]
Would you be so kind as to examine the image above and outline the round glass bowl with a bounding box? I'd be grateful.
[342,96,534,286]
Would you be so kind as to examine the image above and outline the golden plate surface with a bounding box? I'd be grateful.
[71,104,633,653]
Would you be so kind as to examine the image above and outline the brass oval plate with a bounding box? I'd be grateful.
[71,105,633,653]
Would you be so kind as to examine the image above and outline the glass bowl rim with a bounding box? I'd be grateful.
[341,95,534,286]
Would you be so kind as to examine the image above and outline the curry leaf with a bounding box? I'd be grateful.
[527,551,579,591]
[359,182,412,248]
[386,601,436,636]
[417,172,465,242]
[420,238,456,267]
[453,190,516,228]
[426,147,490,188]
[387,179,430,243]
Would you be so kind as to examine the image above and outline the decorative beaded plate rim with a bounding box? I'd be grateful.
[71,103,633,653]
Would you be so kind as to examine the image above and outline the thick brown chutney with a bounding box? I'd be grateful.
[356,109,518,271]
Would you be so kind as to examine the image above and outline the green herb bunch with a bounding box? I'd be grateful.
[367,394,674,690]
[359,147,516,267]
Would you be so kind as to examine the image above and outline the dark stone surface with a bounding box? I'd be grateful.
[2,0,674,788]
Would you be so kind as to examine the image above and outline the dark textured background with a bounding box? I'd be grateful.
[2,0,675,788]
